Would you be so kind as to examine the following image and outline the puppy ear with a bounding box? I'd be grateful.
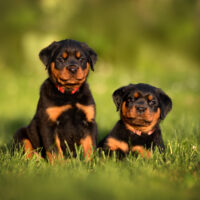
[81,43,97,71]
[39,41,59,68]
[113,84,134,111]
[156,88,172,120]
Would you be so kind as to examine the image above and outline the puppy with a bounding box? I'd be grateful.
[99,83,172,158]
[14,39,98,162]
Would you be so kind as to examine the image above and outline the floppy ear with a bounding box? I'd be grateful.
[113,84,135,111]
[39,41,59,68]
[81,43,97,71]
[156,88,172,120]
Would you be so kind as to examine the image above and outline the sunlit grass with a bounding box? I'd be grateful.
[0,0,199,199]
[0,135,199,200]
[0,46,199,200]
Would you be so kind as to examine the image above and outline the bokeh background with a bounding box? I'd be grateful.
[0,1,200,200]
[0,0,199,144]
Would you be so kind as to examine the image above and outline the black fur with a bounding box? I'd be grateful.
[14,39,98,160]
[99,83,172,156]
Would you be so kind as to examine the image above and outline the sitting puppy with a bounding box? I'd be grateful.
[99,83,172,158]
[14,39,98,162]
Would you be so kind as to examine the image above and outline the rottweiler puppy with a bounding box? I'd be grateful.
[14,39,98,162]
[99,83,172,158]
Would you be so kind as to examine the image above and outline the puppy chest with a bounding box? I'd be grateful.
[55,106,95,145]
[46,103,95,124]
[129,134,154,148]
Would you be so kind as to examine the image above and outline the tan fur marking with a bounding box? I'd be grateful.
[148,95,153,101]
[140,108,160,133]
[75,62,89,80]
[23,139,33,159]
[106,137,129,152]
[122,101,127,117]
[50,61,90,89]
[134,92,139,98]
[132,145,151,159]
[80,135,93,159]
[76,103,95,122]
[51,62,71,84]
[122,106,161,134]
[46,151,57,164]
[76,51,81,58]
[46,135,63,164]
[55,134,63,159]
[124,123,142,136]
[22,139,42,160]
[46,104,72,122]
[62,52,68,59]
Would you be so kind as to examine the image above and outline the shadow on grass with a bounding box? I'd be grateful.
[0,117,109,152]
[0,117,28,148]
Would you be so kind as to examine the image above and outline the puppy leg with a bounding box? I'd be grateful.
[105,137,129,153]
[80,122,97,161]
[131,146,151,159]
[80,135,93,160]
[152,129,165,153]
[39,124,57,163]
[14,128,33,159]
[14,128,41,160]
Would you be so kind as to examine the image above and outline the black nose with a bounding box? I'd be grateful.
[136,106,147,113]
[67,65,78,74]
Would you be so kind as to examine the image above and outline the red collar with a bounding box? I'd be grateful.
[131,129,154,136]
[124,123,155,136]
[56,85,79,94]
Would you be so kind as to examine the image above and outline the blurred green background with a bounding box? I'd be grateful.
[0,1,200,200]
[0,0,200,143]
[0,0,199,142]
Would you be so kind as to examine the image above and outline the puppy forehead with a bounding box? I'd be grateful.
[54,40,83,52]
[126,88,155,99]
[135,84,156,92]
[59,45,83,54]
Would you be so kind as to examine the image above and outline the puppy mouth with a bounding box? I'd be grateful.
[56,77,85,87]
[59,77,85,83]
[125,117,152,127]
[55,69,87,86]
[50,62,90,89]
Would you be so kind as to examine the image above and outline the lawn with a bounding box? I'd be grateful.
[0,45,199,200]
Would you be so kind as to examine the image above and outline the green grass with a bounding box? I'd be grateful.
[0,1,199,199]
[0,49,200,200]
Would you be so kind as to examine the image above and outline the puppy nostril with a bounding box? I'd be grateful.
[136,106,146,113]
[68,65,78,73]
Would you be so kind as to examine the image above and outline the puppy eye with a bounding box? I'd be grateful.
[76,51,81,59]
[149,100,156,106]
[127,97,134,103]
[56,57,64,63]
[79,57,86,62]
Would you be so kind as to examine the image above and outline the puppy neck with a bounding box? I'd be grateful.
[55,84,80,94]
[122,120,157,136]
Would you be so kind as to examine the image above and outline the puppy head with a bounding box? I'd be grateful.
[39,39,97,90]
[113,83,172,133]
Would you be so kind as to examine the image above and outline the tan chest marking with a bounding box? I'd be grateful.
[132,145,151,159]
[106,137,129,153]
[76,103,95,122]
[46,104,72,122]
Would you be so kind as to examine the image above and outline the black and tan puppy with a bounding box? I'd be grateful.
[14,39,98,162]
[99,83,172,158]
